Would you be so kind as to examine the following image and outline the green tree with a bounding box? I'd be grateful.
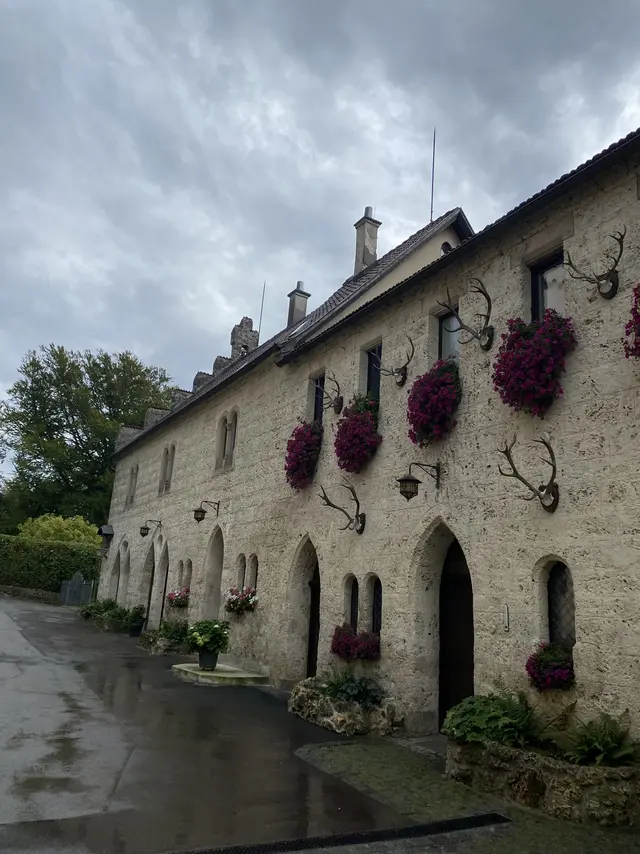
[0,345,173,528]
[17,513,101,547]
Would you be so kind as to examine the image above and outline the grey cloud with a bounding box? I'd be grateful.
[1,0,640,413]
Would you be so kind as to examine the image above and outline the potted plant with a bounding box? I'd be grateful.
[186,619,230,671]
[334,395,382,473]
[285,420,323,490]
[126,605,146,637]
[407,358,462,446]
[166,587,190,609]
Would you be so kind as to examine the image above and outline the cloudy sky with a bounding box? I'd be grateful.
[2,0,640,406]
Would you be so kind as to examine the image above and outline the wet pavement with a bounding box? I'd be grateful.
[0,599,407,854]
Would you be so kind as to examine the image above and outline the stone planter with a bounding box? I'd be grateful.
[198,650,219,671]
[446,740,640,826]
[288,677,403,737]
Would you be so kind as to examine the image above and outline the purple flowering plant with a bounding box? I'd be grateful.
[623,285,640,359]
[526,642,575,692]
[334,395,382,473]
[331,624,380,662]
[407,358,462,447]
[285,420,323,491]
[492,309,577,417]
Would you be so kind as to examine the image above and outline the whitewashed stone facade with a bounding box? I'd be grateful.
[101,131,640,734]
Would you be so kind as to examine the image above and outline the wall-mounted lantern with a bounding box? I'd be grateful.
[193,500,220,523]
[397,462,441,501]
[140,519,162,538]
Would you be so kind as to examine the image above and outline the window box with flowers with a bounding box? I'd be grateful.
[492,309,577,417]
[224,585,258,615]
[331,624,381,662]
[166,587,190,609]
[526,642,575,692]
[407,358,462,446]
[623,285,640,359]
[334,395,382,473]
[285,420,323,490]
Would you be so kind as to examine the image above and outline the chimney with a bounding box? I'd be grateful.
[354,206,381,275]
[287,280,311,327]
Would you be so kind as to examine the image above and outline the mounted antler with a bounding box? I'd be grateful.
[565,226,626,299]
[317,480,366,534]
[321,371,343,415]
[497,433,559,513]
[372,334,415,387]
[436,279,494,351]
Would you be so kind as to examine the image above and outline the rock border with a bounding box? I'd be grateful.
[445,740,640,826]
[288,676,403,736]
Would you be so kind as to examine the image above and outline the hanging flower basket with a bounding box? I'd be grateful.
[526,642,575,692]
[331,624,380,661]
[623,285,640,359]
[334,395,382,473]
[492,309,577,417]
[285,420,323,491]
[166,587,190,608]
[224,586,258,614]
[407,358,462,447]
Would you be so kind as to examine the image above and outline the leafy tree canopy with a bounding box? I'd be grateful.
[0,344,173,530]
[17,513,101,547]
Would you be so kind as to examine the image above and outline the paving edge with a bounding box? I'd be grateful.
[171,663,269,686]
[164,812,510,854]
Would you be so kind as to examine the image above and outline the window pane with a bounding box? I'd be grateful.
[547,563,575,648]
[313,374,325,423]
[439,313,460,361]
[366,344,382,400]
[349,579,359,630]
[372,578,382,635]
[541,263,565,315]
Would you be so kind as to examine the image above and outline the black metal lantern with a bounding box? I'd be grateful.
[396,462,441,501]
[193,500,220,523]
[139,519,161,538]
[397,471,422,501]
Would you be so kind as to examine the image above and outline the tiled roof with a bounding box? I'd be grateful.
[114,207,470,456]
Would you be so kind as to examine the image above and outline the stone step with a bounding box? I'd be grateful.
[171,662,270,687]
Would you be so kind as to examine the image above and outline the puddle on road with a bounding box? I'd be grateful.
[12,775,89,797]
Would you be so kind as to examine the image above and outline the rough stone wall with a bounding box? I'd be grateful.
[102,154,640,735]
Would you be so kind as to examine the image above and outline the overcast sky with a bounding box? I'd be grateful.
[2,0,640,405]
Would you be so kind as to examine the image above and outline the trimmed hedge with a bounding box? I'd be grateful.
[0,535,100,593]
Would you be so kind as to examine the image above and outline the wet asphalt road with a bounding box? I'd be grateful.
[0,598,406,854]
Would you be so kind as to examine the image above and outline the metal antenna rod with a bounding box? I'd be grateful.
[257,280,266,341]
[430,126,436,223]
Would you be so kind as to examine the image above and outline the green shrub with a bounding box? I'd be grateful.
[0,534,99,593]
[442,693,547,749]
[320,669,386,711]
[158,619,188,646]
[564,712,637,767]
[79,599,117,620]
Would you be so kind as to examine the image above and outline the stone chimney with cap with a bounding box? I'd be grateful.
[354,206,381,275]
[287,281,311,327]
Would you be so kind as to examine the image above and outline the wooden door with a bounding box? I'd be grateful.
[438,540,474,727]
[306,562,321,678]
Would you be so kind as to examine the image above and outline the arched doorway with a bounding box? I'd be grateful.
[108,552,121,600]
[202,528,224,619]
[118,544,131,606]
[148,542,170,628]
[140,544,156,626]
[307,561,321,677]
[438,539,474,726]
[286,536,321,682]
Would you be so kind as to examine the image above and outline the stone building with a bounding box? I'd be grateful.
[101,130,640,734]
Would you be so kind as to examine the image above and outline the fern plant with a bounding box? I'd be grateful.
[442,693,548,749]
[319,669,385,711]
[565,712,637,767]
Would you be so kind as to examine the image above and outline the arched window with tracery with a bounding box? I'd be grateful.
[547,562,575,648]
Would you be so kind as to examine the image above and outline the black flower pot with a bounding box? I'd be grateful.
[198,649,219,671]
[129,623,144,638]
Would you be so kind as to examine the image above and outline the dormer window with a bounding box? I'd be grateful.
[440,241,454,256]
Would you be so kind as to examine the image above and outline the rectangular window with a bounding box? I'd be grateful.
[313,374,325,424]
[438,312,460,361]
[531,255,565,321]
[365,343,382,400]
